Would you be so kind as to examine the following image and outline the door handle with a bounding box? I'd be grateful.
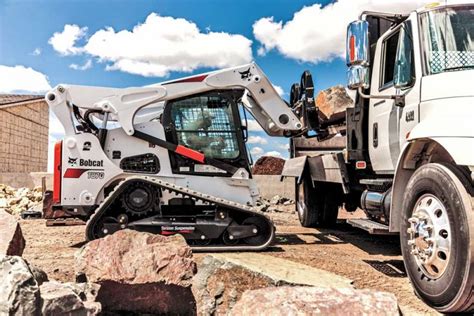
[374,100,385,107]
[373,123,378,148]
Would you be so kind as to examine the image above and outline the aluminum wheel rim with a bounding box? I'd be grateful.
[407,194,452,279]
[297,183,306,218]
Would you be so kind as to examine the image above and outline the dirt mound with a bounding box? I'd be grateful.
[252,156,285,175]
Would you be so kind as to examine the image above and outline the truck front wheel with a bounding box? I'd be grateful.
[295,175,339,228]
[400,163,474,313]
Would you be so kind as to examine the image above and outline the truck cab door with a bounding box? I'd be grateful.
[368,22,419,174]
[394,22,420,152]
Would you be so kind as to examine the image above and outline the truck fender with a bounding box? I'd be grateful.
[427,137,474,167]
[280,156,307,184]
[389,136,472,232]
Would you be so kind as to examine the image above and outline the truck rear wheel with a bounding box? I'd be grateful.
[295,175,339,228]
[400,163,474,313]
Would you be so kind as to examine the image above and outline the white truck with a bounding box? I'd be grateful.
[283,3,474,312]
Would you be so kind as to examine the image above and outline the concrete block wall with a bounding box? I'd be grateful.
[253,175,295,200]
[0,100,49,173]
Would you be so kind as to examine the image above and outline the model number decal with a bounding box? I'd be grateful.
[406,110,415,122]
[87,171,105,179]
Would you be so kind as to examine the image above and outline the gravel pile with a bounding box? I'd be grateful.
[255,195,295,213]
[0,185,43,216]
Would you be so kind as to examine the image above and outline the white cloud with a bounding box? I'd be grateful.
[31,48,41,56]
[49,24,87,56]
[51,13,253,77]
[247,135,268,145]
[0,65,51,93]
[246,119,263,132]
[265,151,282,158]
[278,143,290,150]
[253,0,431,63]
[273,85,285,96]
[250,147,264,156]
[69,59,93,71]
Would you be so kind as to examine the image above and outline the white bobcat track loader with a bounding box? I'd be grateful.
[46,62,306,251]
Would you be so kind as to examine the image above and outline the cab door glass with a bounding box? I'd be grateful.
[381,29,400,88]
[171,94,240,159]
[394,23,415,88]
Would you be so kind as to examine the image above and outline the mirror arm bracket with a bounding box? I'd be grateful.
[357,88,405,107]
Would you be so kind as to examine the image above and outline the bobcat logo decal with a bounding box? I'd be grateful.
[68,157,78,166]
[239,68,252,80]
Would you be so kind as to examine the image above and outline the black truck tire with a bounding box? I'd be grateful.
[400,163,474,313]
[295,175,339,228]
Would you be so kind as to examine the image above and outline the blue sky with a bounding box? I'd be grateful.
[0,0,429,168]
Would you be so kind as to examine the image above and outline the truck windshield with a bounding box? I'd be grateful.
[419,5,474,75]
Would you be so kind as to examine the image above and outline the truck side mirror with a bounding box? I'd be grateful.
[347,66,370,90]
[346,20,370,90]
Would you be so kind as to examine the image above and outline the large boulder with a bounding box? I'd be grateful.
[75,230,197,314]
[0,255,41,315]
[230,286,399,316]
[316,85,353,120]
[0,210,25,256]
[40,281,100,316]
[193,253,352,315]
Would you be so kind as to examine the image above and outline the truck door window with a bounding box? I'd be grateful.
[381,30,401,88]
[170,94,240,159]
[394,23,415,87]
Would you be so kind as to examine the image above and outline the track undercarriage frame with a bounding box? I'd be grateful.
[85,176,275,251]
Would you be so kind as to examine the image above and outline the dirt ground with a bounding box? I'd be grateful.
[20,206,438,315]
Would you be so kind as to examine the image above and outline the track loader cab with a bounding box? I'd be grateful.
[162,89,251,176]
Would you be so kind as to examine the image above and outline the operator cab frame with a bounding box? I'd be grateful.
[162,89,251,176]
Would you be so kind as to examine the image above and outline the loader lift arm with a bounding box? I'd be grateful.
[46,62,303,139]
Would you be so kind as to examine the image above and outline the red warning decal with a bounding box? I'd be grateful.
[63,168,90,178]
[175,145,205,163]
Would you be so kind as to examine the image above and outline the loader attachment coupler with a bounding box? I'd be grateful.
[289,70,345,140]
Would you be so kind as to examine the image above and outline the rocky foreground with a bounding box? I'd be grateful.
[0,184,405,315]
[0,205,403,315]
